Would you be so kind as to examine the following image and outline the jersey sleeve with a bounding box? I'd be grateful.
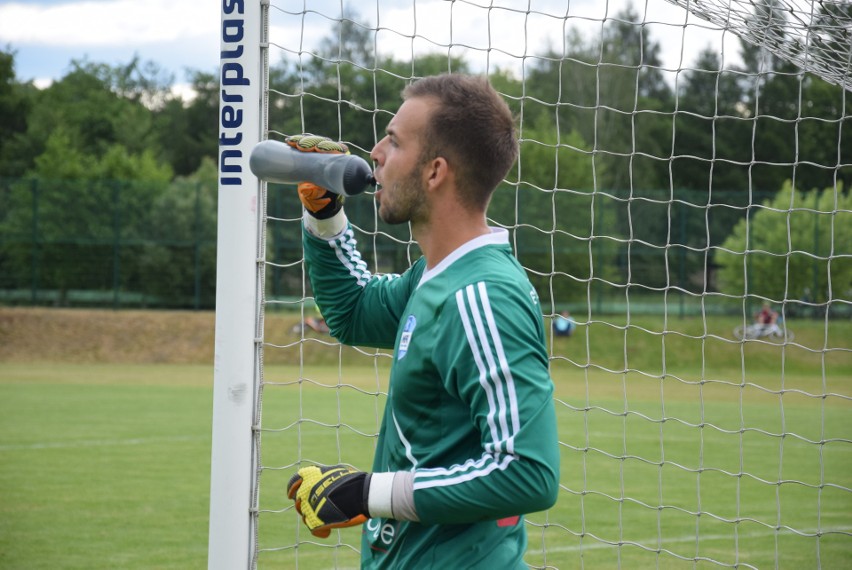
[303,223,423,349]
[411,279,561,523]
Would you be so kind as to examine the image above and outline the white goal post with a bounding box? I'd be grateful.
[208,0,266,568]
[210,1,851,569]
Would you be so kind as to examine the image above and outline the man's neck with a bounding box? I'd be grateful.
[413,211,490,270]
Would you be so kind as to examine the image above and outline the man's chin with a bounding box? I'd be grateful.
[378,206,406,226]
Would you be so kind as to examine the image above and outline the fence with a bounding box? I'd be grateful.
[0,177,217,309]
[1,177,843,317]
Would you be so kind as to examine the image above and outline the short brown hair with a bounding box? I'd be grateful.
[402,74,518,210]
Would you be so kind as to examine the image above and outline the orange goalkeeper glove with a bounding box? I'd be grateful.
[286,134,348,219]
[287,464,371,538]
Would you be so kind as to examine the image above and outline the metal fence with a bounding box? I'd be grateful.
[0,177,217,309]
[1,177,843,318]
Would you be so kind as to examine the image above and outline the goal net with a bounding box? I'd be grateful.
[210,1,852,568]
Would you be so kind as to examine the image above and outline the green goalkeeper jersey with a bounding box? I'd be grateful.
[303,221,560,569]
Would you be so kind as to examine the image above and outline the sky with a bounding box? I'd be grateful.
[1,0,743,93]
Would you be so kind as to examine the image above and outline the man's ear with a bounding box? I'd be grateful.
[425,156,450,191]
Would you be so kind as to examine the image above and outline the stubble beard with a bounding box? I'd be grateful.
[378,165,429,226]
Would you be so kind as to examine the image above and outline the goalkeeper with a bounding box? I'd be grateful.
[287,74,560,569]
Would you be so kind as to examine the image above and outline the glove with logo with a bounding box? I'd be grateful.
[286,134,348,219]
[287,464,371,538]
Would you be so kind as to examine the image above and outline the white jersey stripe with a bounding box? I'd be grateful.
[329,229,370,287]
[455,288,501,453]
[412,282,523,492]
[413,454,515,490]
[414,452,492,479]
[478,281,521,454]
[466,283,511,448]
[392,409,418,469]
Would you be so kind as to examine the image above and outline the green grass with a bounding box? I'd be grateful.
[0,364,213,570]
[1,316,851,569]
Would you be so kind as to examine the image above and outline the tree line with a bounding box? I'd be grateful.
[0,2,848,311]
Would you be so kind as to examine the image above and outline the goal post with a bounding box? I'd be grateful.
[208,1,267,568]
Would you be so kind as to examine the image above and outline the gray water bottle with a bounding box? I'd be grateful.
[248,139,375,196]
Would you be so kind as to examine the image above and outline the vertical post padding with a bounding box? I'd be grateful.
[208,0,263,568]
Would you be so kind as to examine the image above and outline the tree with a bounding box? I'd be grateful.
[673,47,751,194]
[17,61,152,166]
[136,157,218,307]
[0,128,172,305]
[590,6,674,194]
[738,0,788,84]
[281,7,382,149]
[152,70,219,177]
[733,0,852,199]
[670,47,755,293]
[0,47,36,177]
[792,74,852,192]
[88,54,174,109]
[488,117,616,306]
[715,181,851,307]
[267,7,470,155]
[512,11,687,292]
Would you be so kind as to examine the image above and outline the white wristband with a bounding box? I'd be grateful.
[303,209,348,240]
[367,471,419,522]
[367,472,396,519]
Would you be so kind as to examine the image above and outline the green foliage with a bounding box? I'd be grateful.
[489,119,618,306]
[266,6,469,153]
[24,64,148,161]
[1,2,850,309]
[135,158,218,307]
[672,48,753,194]
[0,47,36,177]
[25,128,172,243]
[0,129,178,304]
[33,128,172,183]
[715,181,852,303]
[76,54,174,107]
[152,70,219,177]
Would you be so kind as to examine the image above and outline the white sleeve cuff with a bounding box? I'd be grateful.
[367,472,396,519]
[303,209,348,240]
[367,471,419,522]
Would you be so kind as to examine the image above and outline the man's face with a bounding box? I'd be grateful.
[370,97,434,225]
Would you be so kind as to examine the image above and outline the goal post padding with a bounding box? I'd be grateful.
[208,1,266,569]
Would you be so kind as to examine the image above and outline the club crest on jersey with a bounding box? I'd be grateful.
[397,315,417,360]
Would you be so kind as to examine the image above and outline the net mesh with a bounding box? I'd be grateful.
[251,1,852,568]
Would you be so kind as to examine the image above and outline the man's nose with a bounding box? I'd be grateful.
[370,137,386,163]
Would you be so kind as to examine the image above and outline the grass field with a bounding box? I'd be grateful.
[1,312,851,569]
[0,363,213,570]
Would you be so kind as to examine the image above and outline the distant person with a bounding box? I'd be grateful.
[553,310,576,337]
[755,303,778,333]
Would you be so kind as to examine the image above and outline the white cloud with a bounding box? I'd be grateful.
[0,0,217,46]
[3,0,743,85]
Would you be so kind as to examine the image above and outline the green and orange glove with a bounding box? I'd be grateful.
[286,134,348,219]
[287,464,371,538]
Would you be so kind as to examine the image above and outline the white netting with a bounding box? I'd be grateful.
[664,0,852,90]
[248,1,852,568]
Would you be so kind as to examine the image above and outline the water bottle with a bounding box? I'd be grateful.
[248,139,375,196]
